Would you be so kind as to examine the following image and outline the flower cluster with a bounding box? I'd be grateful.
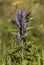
[14,10,31,44]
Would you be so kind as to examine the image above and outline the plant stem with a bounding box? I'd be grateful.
[21,41,24,65]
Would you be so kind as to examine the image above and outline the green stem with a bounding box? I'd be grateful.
[21,42,24,65]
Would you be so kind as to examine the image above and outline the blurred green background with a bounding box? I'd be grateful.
[0,0,44,65]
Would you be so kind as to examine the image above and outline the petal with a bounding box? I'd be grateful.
[24,22,28,29]
[15,18,20,28]
[17,10,25,23]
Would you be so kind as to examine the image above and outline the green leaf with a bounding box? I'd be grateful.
[26,27,35,31]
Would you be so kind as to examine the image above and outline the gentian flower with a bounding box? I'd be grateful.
[24,22,28,29]
[17,10,25,23]
[23,22,28,39]
[23,24,27,45]
[15,18,20,28]
[23,22,28,29]
[16,32,22,43]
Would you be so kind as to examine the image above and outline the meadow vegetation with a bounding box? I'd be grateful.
[0,0,44,65]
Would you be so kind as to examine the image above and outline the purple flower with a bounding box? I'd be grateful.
[15,18,20,28]
[17,10,25,23]
[23,22,28,29]
[16,32,22,43]
[23,22,28,36]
